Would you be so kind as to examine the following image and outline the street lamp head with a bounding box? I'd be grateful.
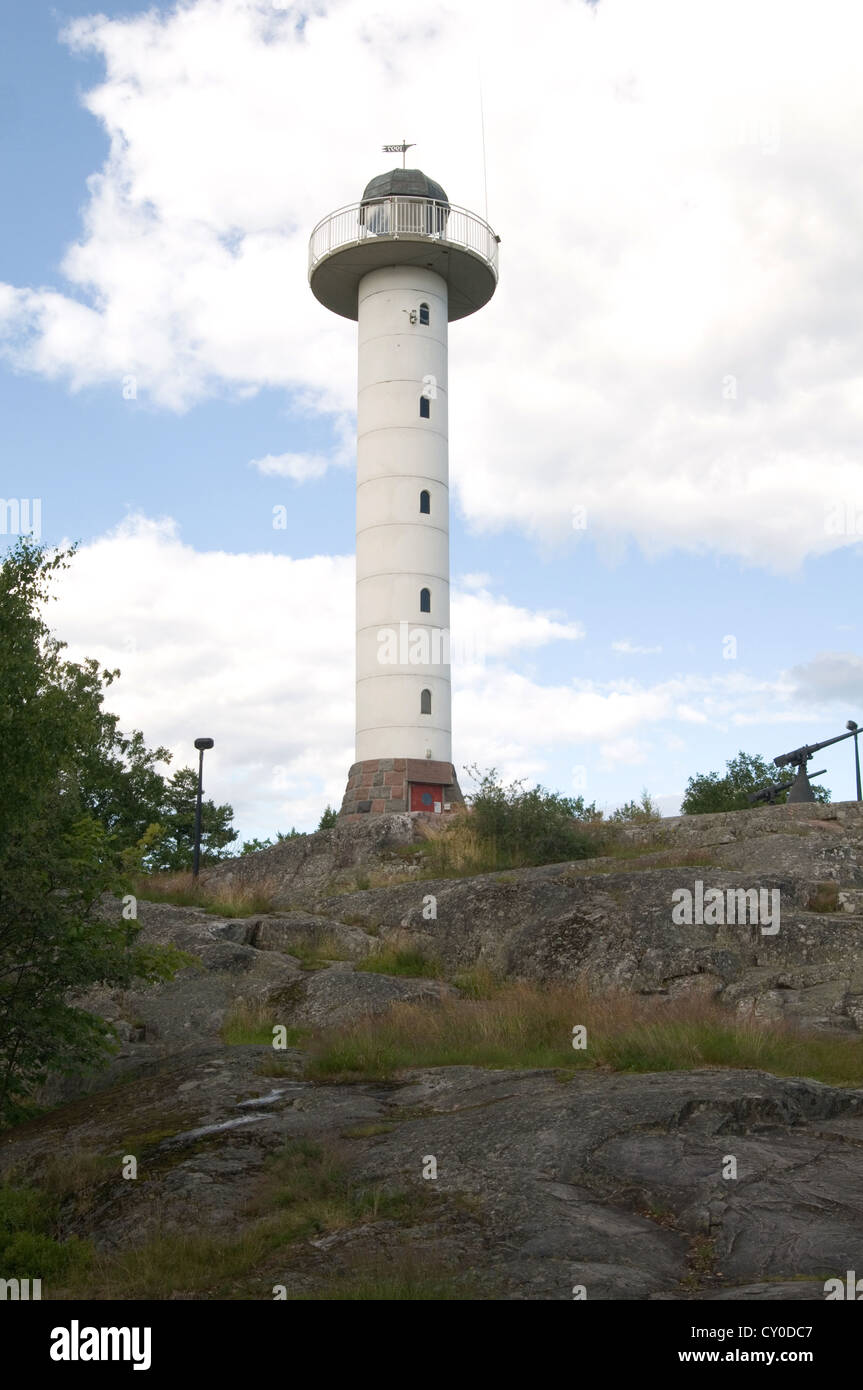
[847,721,858,733]
[194,737,215,751]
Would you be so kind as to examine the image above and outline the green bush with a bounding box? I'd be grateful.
[466,767,596,867]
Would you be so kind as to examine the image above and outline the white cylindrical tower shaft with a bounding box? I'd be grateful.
[356,265,450,764]
[308,169,498,816]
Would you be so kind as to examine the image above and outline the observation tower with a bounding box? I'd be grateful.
[309,155,499,816]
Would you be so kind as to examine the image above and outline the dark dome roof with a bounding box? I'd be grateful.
[361,168,449,204]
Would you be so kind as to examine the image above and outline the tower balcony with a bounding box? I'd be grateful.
[309,196,499,322]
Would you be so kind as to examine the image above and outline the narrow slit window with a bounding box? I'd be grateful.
[419,395,430,419]
[420,688,432,715]
[419,303,430,326]
[419,489,430,514]
[420,587,431,613]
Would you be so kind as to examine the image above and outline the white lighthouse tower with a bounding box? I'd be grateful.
[309,159,499,817]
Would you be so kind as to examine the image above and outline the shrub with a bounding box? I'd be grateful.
[421,768,597,872]
[609,790,663,823]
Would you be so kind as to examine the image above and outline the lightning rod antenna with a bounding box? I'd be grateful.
[478,62,489,224]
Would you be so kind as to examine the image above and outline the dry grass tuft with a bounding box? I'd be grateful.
[305,981,863,1088]
[414,812,523,877]
[220,999,307,1047]
[133,871,278,917]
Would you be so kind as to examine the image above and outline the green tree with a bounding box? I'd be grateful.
[239,828,302,856]
[240,836,274,856]
[77,724,170,848]
[145,767,238,871]
[317,804,338,830]
[681,749,830,815]
[610,789,663,823]
[0,541,183,1126]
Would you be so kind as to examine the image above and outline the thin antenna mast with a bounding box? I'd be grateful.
[478,63,489,223]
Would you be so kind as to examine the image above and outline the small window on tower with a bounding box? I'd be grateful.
[419,303,430,326]
[420,587,431,613]
[419,396,430,419]
[420,688,432,715]
[419,489,430,514]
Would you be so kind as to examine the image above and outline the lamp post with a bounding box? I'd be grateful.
[192,737,214,877]
[848,721,862,802]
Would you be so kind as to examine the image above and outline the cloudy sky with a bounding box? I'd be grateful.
[1,0,861,838]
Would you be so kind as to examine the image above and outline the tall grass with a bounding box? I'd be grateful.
[305,983,863,1088]
[133,871,276,917]
[220,1000,307,1046]
[416,817,514,877]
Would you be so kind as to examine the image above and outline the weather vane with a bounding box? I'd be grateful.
[382,139,415,169]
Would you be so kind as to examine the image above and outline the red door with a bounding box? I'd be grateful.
[410,783,444,813]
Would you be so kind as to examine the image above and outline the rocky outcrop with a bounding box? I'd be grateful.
[198,812,421,905]
[4,801,863,1301]
[198,801,863,912]
[57,802,863,1089]
[3,1051,861,1299]
[307,862,863,1031]
[288,967,456,1028]
[77,802,863,1052]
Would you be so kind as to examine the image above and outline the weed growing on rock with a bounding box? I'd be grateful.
[356,945,443,978]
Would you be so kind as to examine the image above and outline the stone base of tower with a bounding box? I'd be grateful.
[339,758,464,820]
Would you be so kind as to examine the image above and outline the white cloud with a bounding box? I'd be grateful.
[452,589,584,664]
[250,452,331,482]
[612,639,663,655]
[46,513,835,835]
[40,515,594,833]
[674,704,711,725]
[250,413,355,483]
[458,572,492,591]
[598,736,649,766]
[0,0,861,564]
[789,652,863,708]
[51,514,355,833]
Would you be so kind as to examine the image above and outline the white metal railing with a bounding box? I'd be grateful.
[309,197,499,277]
